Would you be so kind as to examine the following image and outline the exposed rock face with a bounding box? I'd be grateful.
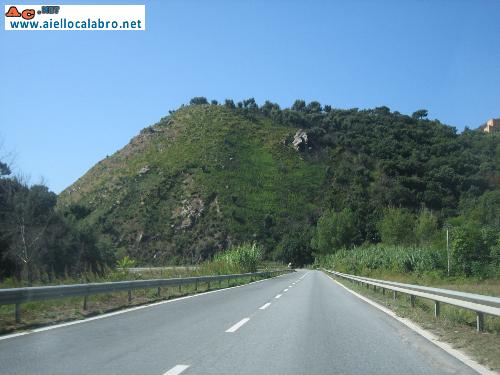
[293,129,308,151]
[138,165,150,175]
[174,198,205,230]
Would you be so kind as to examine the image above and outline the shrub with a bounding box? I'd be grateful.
[208,243,263,274]
[414,208,439,246]
[189,97,208,105]
[116,256,136,269]
[311,208,357,255]
[377,207,416,246]
[451,225,489,276]
[224,99,236,109]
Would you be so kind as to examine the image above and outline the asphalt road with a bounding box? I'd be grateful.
[0,270,478,375]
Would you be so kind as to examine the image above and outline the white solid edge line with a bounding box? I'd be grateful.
[284,289,288,292]
[327,276,496,375]
[259,302,271,310]
[0,272,296,341]
[275,294,282,299]
[163,364,190,375]
[225,317,250,333]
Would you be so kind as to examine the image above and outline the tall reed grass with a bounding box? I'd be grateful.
[201,243,264,274]
[318,244,447,276]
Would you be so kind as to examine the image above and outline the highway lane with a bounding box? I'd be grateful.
[0,270,478,374]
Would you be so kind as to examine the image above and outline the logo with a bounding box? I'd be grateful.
[5,6,38,20]
[5,4,145,31]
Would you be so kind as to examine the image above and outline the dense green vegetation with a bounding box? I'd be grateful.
[204,243,263,274]
[1,97,498,281]
[0,163,111,282]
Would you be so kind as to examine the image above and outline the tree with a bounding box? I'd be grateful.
[5,182,57,282]
[210,99,218,105]
[451,224,489,276]
[374,106,390,115]
[306,101,322,113]
[414,208,438,246]
[189,97,208,105]
[0,173,107,281]
[412,109,428,119]
[469,190,500,226]
[0,161,10,176]
[0,166,16,278]
[276,228,313,267]
[261,101,280,115]
[242,98,258,110]
[292,99,306,112]
[377,207,416,246]
[224,99,236,109]
[311,209,357,255]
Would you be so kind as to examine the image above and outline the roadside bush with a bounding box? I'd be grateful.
[451,225,489,276]
[414,208,439,246]
[203,243,263,274]
[311,208,357,255]
[377,207,416,246]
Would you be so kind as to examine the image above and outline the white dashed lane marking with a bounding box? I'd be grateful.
[163,365,190,375]
[259,303,271,310]
[225,318,250,333]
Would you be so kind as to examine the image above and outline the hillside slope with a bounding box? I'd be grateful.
[58,101,499,265]
[58,105,326,263]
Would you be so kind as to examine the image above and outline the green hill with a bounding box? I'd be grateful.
[57,100,499,266]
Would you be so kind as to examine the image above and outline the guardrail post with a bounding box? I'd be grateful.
[382,288,385,295]
[83,296,88,310]
[128,290,132,303]
[207,281,211,290]
[410,295,416,307]
[178,284,181,293]
[434,301,440,317]
[373,285,377,292]
[476,312,484,332]
[393,291,397,300]
[157,287,161,297]
[15,303,21,323]
[195,280,198,291]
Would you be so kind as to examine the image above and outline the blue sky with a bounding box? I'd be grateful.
[1,0,499,193]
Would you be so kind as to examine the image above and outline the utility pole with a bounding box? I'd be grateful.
[446,228,450,276]
[444,223,452,276]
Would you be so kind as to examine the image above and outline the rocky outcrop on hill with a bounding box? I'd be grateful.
[293,129,308,151]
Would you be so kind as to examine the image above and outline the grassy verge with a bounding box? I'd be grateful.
[0,273,276,335]
[0,244,286,335]
[325,273,500,372]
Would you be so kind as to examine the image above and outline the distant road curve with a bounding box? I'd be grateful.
[0,270,480,375]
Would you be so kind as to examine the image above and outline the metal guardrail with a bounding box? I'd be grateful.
[0,269,293,323]
[323,269,500,332]
[335,271,500,309]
